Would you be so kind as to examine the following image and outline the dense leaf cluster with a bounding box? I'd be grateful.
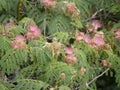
[0,0,120,90]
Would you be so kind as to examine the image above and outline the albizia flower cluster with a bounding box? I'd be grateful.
[45,41,62,55]
[11,35,27,49]
[86,20,102,33]
[75,19,110,50]
[40,0,57,9]
[75,31,106,50]
[114,28,120,40]
[66,2,77,15]
[64,47,77,64]
[26,25,41,40]
[11,25,41,49]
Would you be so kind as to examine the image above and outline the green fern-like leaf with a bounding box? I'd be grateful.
[45,62,75,85]
[14,79,49,90]
[0,49,28,75]
[0,80,15,90]
[59,85,71,90]
[0,36,11,57]
[48,15,72,34]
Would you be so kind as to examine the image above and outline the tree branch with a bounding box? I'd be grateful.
[86,68,110,87]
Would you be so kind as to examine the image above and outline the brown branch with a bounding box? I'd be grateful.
[86,68,110,87]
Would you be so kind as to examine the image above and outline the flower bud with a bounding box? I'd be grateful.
[80,67,86,75]
[64,55,77,64]
[60,73,66,80]
[101,60,108,67]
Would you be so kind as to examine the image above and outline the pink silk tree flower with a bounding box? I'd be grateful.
[65,47,74,55]
[15,35,25,41]
[84,34,91,44]
[92,20,102,30]
[114,28,120,35]
[33,29,41,38]
[71,56,77,64]
[28,25,41,32]
[115,35,120,40]
[86,25,94,32]
[75,32,84,42]
[95,31,104,39]
[66,2,77,14]
[92,35,105,47]
[26,31,33,40]
[40,0,51,5]
[11,41,20,49]
[40,0,57,9]
[41,0,51,3]
[11,40,27,49]
[26,25,41,40]
[11,35,27,49]
[114,28,120,40]
[64,55,77,64]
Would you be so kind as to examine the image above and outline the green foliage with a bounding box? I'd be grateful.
[14,79,49,90]
[0,0,120,90]
[59,85,71,90]
[0,80,14,90]
[0,49,28,75]
[45,62,74,85]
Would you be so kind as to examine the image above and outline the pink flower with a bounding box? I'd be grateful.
[92,35,105,47]
[92,20,102,30]
[11,41,20,49]
[95,31,104,38]
[66,2,77,14]
[71,56,77,64]
[33,29,40,38]
[40,0,56,9]
[114,28,120,40]
[29,25,40,32]
[115,35,120,40]
[64,55,77,64]
[11,35,27,49]
[26,25,41,40]
[88,32,105,49]
[65,47,74,55]
[114,28,120,35]
[15,35,25,41]
[41,0,51,3]
[84,34,91,44]
[11,40,26,49]
[86,25,94,32]
[75,32,84,42]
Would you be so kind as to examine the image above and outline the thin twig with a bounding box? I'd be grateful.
[86,9,103,21]
[86,68,110,87]
[92,9,103,18]
[43,18,47,36]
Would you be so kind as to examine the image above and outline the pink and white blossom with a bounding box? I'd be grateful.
[75,32,84,42]
[65,47,74,55]
[66,2,77,14]
[92,20,102,30]
[84,34,91,44]
[26,25,41,40]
